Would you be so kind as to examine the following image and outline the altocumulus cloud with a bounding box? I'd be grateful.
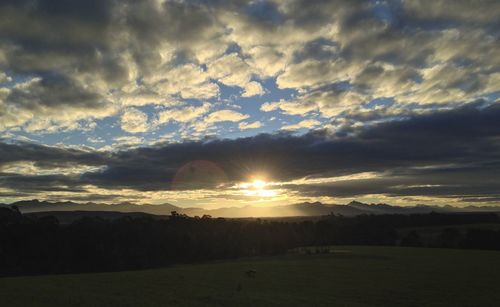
[0,0,499,205]
[0,0,498,135]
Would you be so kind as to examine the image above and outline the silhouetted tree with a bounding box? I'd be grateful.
[0,208,499,277]
[401,230,423,247]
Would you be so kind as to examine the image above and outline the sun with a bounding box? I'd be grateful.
[237,177,279,198]
[252,179,266,190]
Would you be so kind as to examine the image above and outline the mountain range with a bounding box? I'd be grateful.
[2,199,499,219]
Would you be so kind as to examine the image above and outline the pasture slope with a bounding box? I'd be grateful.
[0,246,499,307]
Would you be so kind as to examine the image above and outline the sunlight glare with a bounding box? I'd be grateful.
[252,179,266,189]
[237,177,279,198]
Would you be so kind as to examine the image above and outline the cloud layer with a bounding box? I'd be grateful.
[0,0,499,205]
[0,0,498,135]
[1,102,499,205]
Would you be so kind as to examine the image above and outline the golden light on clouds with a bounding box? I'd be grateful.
[236,176,280,198]
[251,179,266,190]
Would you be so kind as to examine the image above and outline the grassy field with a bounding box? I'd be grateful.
[1,246,499,307]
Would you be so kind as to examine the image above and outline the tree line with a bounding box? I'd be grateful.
[0,207,499,277]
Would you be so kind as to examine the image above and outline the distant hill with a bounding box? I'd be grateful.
[2,199,500,218]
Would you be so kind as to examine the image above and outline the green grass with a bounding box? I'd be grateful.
[1,246,499,306]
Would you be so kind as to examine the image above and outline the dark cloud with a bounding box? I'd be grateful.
[0,0,117,73]
[1,102,499,201]
[293,38,340,63]
[0,141,107,167]
[284,166,500,199]
[0,173,86,193]
[4,75,106,110]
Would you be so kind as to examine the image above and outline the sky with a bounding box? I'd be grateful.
[0,0,499,208]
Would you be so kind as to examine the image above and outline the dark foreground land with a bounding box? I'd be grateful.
[1,246,499,307]
[2,206,500,277]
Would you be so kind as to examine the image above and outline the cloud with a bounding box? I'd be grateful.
[0,75,115,132]
[0,0,499,205]
[0,0,226,133]
[0,0,498,136]
[282,119,321,131]
[0,72,11,83]
[242,81,265,97]
[0,141,106,168]
[276,59,357,90]
[403,0,500,23]
[120,108,149,133]
[208,53,255,88]
[157,103,211,124]
[261,99,318,115]
[146,63,219,100]
[113,136,144,147]
[179,82,220,100]
[260,101,281,112]
[239,121,262,130]
[204,110,250,123]
[264,84,369,118]
[245,45,288,77]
